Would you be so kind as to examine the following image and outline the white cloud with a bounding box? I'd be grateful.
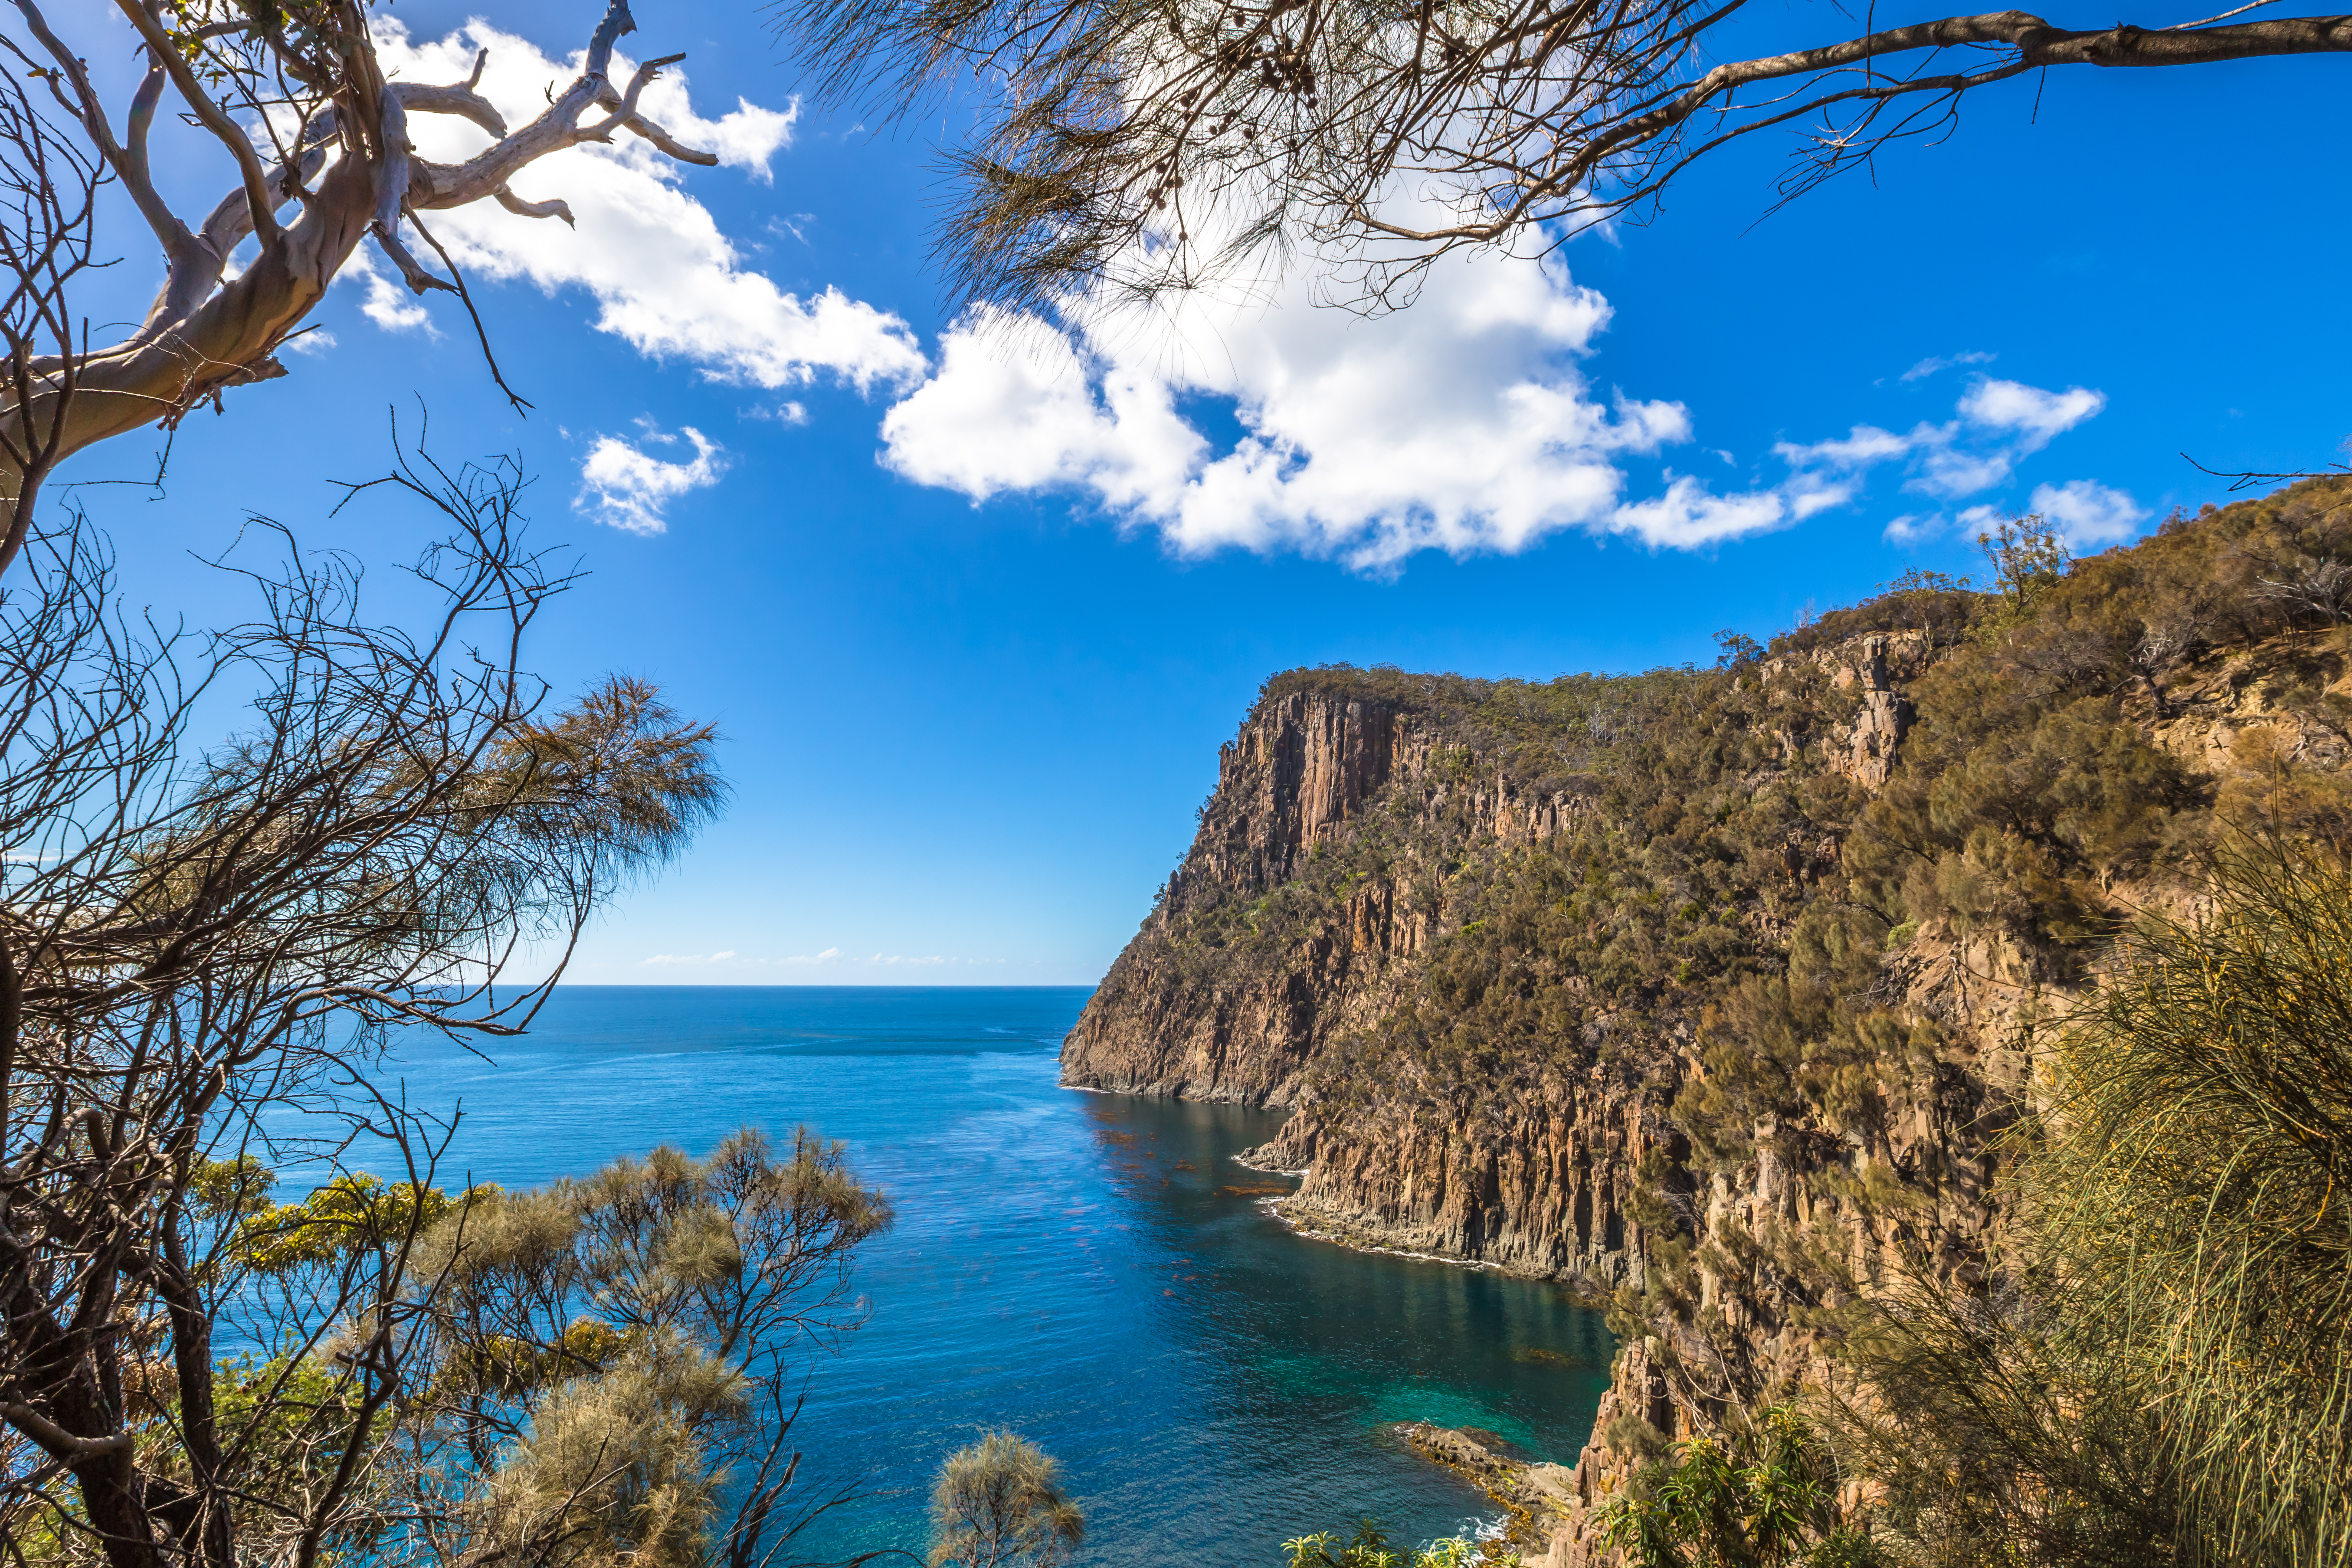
[576,424,725,534]
[1610,478,1786,549]
[1882,501,2023,547]
[357,21,924,394]
[1957,379,2106,450]
[344,247,434,335]
[1900,350,1996,383]
[1775,426,1912,469]
[1766,374,2117,523]
[1914,445,2016,500]
[881,310,1203,511]
[642,950,738,965]
[880,246,2118,566]
[2030,479,2149,545]
[882,248,1760,566]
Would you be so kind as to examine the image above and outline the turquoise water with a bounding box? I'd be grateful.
[359,986,1612,1566]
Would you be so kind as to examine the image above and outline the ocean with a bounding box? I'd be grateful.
[345,985,1613,1566]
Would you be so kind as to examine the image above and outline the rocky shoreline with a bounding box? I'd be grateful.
[1390,1424,1584,1562]
[1261,1195,1513,1273]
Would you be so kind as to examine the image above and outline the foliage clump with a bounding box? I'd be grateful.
[1283,1519,1513,1568]
[928,1431,1085,1568]
[1597,1407,1875,1568]
[1828,845,2352,1567]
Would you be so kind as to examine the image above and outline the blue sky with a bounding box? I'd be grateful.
[46,0,2352,983]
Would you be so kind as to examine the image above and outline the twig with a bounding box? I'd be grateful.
[404,213,533,415]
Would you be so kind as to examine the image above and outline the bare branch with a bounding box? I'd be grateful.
[2182,451,2352,493]
[0,0,733,535]
[590,80,721,165]
[394,65,510,141]
[578,52,691,142]
[405,213,533,412]
[3,4,197,267]
[110,0,282,251]
[493,186,576,225]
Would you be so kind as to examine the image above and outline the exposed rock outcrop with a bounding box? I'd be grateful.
[1063,688,1589,1104]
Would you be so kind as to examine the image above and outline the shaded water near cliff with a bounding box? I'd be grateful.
[358,986,1613,1566]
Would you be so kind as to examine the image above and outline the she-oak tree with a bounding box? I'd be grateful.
[773,0,2352,314]
[0,0,724,576]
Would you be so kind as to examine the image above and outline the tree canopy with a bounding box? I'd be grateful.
[772,0,2352,315]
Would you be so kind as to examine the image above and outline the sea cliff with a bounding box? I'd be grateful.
[1062,481,2352,1563]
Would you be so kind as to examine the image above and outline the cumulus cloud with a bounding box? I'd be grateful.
[880,246,1733,567]
[879,246,2117,566]
[577,424,725,534]
[2030,479,2149,545]
[357,21,923,393]
[642,950,737,965]
[1957,379,2106,450]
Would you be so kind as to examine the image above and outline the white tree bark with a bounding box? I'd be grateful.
[0,0,720,566]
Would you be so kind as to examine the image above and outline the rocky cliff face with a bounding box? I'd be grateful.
[1063,687,1589,1104]
[1062,481,2352,1566]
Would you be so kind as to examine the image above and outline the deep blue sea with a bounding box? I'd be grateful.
[353,986,1612,1567]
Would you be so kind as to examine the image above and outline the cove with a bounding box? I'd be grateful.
[366,985,1614,1565]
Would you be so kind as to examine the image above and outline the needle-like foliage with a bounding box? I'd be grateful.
[1827,841,2352,1566]
[927,1431,1084,1568]
[0,446,778,1568]
[772,0,2352,315]
[2034,843,2352,1565]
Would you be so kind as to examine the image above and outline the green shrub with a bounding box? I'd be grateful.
[1595,1407,1874,1568]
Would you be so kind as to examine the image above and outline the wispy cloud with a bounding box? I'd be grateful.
[1900,350,1997,383]
[1776,375,2123,542]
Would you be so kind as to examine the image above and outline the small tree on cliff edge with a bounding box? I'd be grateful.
[0,0,728,575]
